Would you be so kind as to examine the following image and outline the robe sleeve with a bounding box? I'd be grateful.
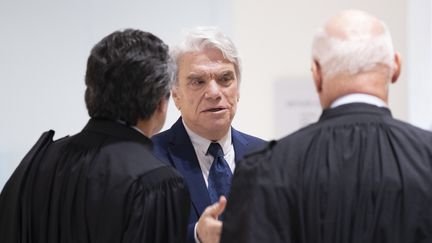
[221,142,298,243]
[0,130,55,243]
[121,166,190,243]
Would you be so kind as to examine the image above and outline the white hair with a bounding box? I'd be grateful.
[311,22,395,80]
[171,26,241,84]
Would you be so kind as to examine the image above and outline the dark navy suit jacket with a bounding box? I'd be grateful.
[152,118,266,243]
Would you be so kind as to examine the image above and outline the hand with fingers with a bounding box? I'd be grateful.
[196,196,227,243]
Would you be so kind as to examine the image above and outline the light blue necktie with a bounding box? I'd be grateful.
[207,142,233,204]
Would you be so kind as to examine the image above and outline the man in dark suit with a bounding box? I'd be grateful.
[221,10,432,243]
[152,26,265,243]
[0,29,190,243]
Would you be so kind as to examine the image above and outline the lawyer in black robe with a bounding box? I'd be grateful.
[0,119,190,243]
[0,29,190,243]
[221,10,432,243]
[222,103,432,243]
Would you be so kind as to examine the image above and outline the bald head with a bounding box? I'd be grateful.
[312,10,396,79]
[311,10,401,108]
[325,10,386,40]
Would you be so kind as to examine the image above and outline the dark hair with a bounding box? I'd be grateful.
[84,29,174,125]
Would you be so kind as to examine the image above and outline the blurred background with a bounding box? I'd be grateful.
[1,0,431,190]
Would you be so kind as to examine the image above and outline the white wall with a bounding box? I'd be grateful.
[231,0,408,140]
[407,0,432,130]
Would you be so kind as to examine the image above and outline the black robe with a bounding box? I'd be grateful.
[0,119,190,243]
[222,103,432,243]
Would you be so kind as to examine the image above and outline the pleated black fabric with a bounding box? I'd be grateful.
[222,103,432,243]
[0,119,190,243]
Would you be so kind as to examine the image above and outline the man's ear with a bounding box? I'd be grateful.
[391,52,402,83]
[171,88,181,110]
[157,96,169,114]
[312,60,323,92]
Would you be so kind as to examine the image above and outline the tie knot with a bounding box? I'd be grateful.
[207,143,224,158]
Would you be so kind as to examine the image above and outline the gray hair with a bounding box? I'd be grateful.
[171,26,241,85]
[311,21,395,80]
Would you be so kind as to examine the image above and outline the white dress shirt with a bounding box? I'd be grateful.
[182,120,235,187]
[330,93,388,108]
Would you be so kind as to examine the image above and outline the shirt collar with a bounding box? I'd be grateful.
[330,93,387,108]
[116,120,147,136]
[182,120,232,156]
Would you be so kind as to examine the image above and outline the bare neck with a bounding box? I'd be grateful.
[135,119,158,138]
[321,70,390,108]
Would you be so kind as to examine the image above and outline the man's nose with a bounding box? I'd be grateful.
[205,80,221,99]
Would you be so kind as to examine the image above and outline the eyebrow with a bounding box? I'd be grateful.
[186,73,207,80]
[186,70,235,80]
[219,70,235,77]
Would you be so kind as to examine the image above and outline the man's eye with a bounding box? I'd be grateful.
[190,79,205,86]
[219,74,234,84]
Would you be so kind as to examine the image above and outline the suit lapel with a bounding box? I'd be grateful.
[232,128,249,163]
[165,121,252,216]
[167,119,211,216]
